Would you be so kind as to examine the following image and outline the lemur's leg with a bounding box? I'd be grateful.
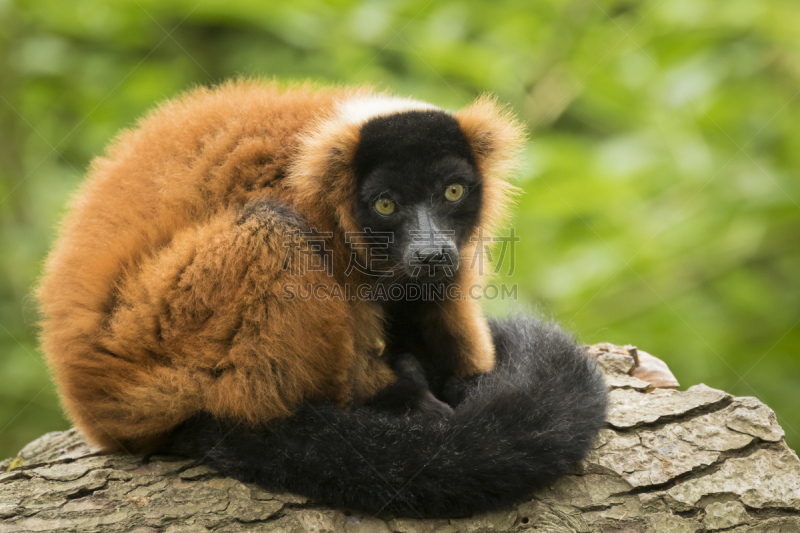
[364,352,454,418]
[382,291,494,399]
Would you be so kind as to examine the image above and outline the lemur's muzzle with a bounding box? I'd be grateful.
[404,205,459,279]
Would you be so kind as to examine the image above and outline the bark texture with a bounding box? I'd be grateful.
[1,343,798,533]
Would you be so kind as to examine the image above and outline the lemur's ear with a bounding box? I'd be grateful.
[456,95,526,236]
[286,115,363,235]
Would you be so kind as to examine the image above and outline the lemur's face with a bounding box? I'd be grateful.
[353,111,482,281]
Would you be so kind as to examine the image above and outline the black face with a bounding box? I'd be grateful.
[352,110,482,282]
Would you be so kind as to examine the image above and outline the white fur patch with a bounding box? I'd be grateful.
[337,96,441,125]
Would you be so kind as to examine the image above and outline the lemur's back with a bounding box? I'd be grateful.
[37,82,376,450]
[40,82,342,324]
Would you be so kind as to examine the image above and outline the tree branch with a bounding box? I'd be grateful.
[2,344,799,532]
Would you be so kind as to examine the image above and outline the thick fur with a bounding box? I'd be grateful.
[37,80,607,517]
[165,316,608,518]
[37,80,524,451]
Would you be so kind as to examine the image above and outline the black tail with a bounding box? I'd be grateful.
[165,316,608,518]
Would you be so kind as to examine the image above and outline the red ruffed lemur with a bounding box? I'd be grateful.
[37,80,607,518]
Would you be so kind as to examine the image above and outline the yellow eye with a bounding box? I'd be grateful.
[374,198,395,215]
[444,183,465,202]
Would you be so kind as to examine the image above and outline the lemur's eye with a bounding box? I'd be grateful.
[444,184,465,202]
[374,198,395,216]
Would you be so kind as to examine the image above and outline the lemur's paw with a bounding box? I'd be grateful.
[440,374,480,408]
[392,352,430,389]
[416,390,455,419]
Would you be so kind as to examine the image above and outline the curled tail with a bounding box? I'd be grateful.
[165,316,608,518]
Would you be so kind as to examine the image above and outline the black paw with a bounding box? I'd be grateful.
[365,353,454,417]
[440,374,481,407]
[391,352,429,389]
[416,390,455,418]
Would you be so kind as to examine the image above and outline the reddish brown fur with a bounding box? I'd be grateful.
[37,80,524,452]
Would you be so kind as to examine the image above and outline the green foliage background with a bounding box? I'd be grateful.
[1,0,798,459]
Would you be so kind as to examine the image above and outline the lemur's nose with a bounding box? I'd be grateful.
[414,247,447,264]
